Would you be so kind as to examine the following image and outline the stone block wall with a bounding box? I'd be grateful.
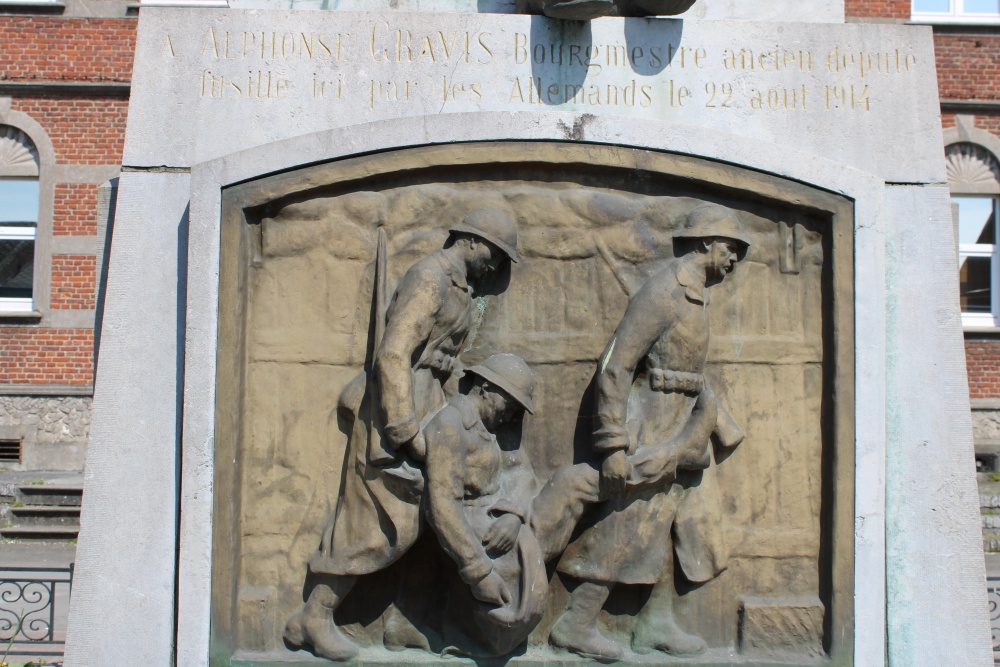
[0,396,91,471]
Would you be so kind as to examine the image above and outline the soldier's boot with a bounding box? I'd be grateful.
[383,605,431,652]
[631,570,706,657]
[549,581,623,662]
[284,577,360,662]
[632,614,706,656]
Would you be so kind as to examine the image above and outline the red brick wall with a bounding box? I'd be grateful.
[0,329,94,385]
[967,340,1000,399]
[11,97,128,165]
[0,17,134,387]
[50,255,97,310]
[935,34,1000,102]
[53,183,98,235]
[0,18,135,83]
[844,0,911,19]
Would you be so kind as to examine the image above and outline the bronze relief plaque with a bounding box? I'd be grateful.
[212,142,854,666]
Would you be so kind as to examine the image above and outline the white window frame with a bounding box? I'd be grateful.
[0,223,37,313]
[957,196,1000,327]
[912,0,1000,23]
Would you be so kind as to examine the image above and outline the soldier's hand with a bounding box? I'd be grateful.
[471,571,510,607]
[601,450,629,495]
[483,514,521,557]
[677,439,711,470]
[405,433,427,462]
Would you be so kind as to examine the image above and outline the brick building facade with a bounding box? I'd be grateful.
[0,9,133,470]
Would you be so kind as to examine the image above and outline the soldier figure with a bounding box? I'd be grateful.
[551,204,750,661]
[284,209,519,661]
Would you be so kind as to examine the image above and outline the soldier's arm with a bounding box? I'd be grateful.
[593,287,670,453]
[425,418,495,586]
[375,266,442,447]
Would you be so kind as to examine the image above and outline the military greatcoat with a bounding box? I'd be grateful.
[557,259,732,585]
[309,249,475,577]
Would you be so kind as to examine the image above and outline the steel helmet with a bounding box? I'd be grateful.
[449,208,520,263]
[465,353,535,414]
[673,204,751,250]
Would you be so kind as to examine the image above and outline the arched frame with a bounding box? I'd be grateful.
[176,111,892,667]
[943,125,1000,329]
[0,108,57,321]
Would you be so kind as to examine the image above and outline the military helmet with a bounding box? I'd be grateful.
[449,208,520,263]
[673,204,751,250]
[465,353,535,414]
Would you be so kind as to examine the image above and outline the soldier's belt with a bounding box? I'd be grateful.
[648,368,705,394]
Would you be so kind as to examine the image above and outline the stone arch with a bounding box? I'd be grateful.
[0,109,57,317]
[0,125,40,178]
[943,123,1000,196]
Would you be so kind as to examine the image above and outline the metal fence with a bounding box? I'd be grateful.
[0,564,74,657]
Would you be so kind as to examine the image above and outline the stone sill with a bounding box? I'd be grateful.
[0,1,64,13]
[0,310,42,322]
[0,384,93,396]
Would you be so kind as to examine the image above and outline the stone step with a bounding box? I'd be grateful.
[0,525,78,541]
[8,505,80,527]
[16,484,83,507]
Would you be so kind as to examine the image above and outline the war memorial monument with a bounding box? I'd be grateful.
[63,0,993,664]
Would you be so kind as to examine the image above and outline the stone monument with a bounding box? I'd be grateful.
[63,1,992,665]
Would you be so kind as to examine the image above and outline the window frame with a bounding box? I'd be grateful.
[956,195,1000,327]
[912,0,1000,23]
[0,222,37,313]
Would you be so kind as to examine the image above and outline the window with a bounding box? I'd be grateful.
[912,0,1000,22]
[956,195,999,325]
[0,126,39,314]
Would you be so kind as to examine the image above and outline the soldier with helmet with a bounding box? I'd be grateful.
[550,203,751,661]
[285,209,520,661]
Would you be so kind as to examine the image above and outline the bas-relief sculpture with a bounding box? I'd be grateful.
[222,160,845,666]
[282,201,786,663]
[516,0,698,19]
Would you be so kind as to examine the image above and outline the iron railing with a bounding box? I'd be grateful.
[0,564,73,657]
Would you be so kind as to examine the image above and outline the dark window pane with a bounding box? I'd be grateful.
[0,180,39,224]
[960,255,992,312]
[0,238,33,299]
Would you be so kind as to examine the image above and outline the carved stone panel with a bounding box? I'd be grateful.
[212,142,854,665]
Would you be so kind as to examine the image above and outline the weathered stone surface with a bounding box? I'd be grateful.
[738,597,825,658]
[125,10,939,184]
[227,0,846,24]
